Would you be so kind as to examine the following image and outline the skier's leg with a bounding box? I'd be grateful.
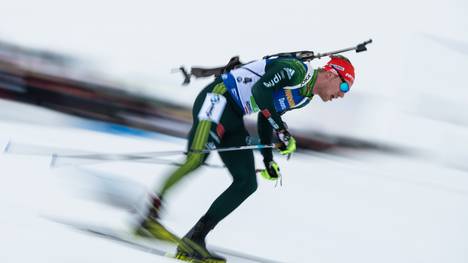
[135,121,211,241]
[178,130,256,262]
[158,81,227,198]
[203,132,257,226]
[136,81,228,247]
[158,122,210,198]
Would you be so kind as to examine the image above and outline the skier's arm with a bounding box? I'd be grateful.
[258,112,283,181]
[252,59,304,156]
[251,60,304,132]
[257,112,274,162]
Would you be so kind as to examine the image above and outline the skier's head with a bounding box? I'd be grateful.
[323,55,355,87]
[313,55,355,102]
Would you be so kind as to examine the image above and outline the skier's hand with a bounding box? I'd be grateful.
[260,160,281,180]
[276,130,296,155]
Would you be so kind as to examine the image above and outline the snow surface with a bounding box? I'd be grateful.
[1,100,468,263]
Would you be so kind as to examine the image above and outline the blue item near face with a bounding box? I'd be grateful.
[340,82,349,93]
[331,65,350,93]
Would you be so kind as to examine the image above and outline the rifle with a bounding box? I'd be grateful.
[174,39,372,85]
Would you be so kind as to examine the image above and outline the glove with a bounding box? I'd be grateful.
[260,160,281,180]
[276,130,296,155]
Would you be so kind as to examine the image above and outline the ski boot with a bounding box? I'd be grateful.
[175,219,226,263]
[134,194,192,253]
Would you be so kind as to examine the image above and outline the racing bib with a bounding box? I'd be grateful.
[222,60,266,114]
[197,93,227,123]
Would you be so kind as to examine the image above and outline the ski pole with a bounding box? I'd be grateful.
[49,143,280,164]
[51,155,226,169]
[4,141,279,165]
[196,143,278,154]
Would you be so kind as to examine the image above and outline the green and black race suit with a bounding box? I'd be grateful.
[157,57,317,230]
[221,57,316,161]
[222,58,313,119]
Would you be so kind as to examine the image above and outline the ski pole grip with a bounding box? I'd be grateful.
[273,143,283,149]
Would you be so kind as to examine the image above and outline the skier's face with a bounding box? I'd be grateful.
[316,71,347,102]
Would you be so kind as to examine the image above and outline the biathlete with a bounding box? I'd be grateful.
[135,55,356,263]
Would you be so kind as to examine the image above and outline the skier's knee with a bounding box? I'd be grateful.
[189,153,205,166]
[247,180,258,196]
[240,177,257,197]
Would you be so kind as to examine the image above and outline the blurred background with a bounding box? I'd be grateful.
[0,1,467,263]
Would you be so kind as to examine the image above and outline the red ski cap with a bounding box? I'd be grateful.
[323,55,355,87]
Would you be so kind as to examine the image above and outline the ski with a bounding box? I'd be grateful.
[46,216,196,261]
[46,217,284,263]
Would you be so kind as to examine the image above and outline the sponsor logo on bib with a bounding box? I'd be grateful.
[285,68,295,79]
[279,98,287,110]
[198,93,227,123]
[263,73,282,88]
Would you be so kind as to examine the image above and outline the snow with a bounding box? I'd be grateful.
[1,100,467,263]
